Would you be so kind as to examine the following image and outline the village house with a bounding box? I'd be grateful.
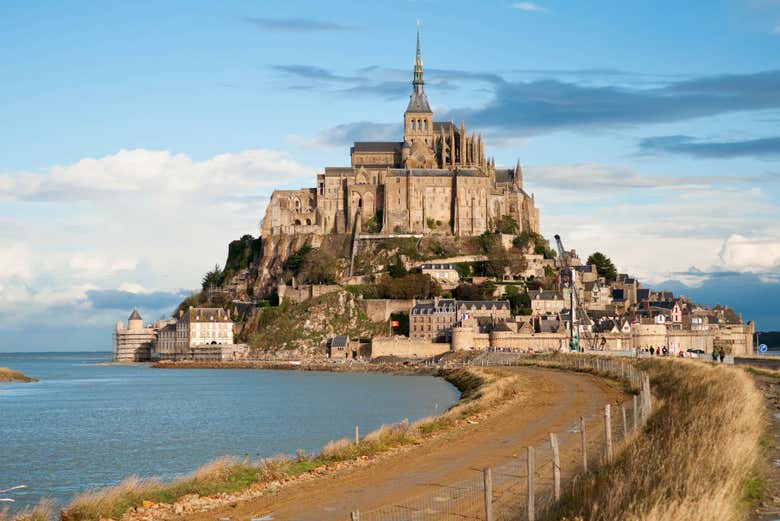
[420,263,460,288]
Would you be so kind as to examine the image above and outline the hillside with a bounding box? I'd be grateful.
[243,291,388,357]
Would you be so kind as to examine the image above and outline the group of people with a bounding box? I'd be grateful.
[643,345,727,362]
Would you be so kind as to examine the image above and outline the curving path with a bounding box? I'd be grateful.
[181,367,624,521]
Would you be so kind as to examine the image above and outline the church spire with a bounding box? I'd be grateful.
[413,21,424,95]
[405,21,431,114]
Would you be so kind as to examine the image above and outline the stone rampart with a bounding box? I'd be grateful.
[371,336,450,359]
[359,299,415,322]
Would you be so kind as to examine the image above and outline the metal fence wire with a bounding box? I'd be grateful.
[354,354,652,521]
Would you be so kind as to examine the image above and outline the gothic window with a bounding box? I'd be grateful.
[423,120,428,130]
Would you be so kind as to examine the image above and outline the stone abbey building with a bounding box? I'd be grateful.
[262,31,540,238]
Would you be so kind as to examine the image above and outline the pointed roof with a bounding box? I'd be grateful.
[128,309,142,321]
[406,25,432,114]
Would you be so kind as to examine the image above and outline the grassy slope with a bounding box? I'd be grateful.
[247,292,388,353]
[540,360,765,521]
[60,368,522,521]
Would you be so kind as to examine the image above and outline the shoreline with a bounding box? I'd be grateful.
[150,358,445,375]
[60,365,522,521]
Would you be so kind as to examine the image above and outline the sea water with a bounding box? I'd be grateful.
[0,352,459,511]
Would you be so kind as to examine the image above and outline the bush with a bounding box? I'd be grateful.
[377,273,442,299]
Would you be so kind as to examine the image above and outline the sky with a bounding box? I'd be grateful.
[1,0,780,351]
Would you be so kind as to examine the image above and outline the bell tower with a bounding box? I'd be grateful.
[404,23,433,146]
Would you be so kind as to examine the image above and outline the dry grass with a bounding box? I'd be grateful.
[0,500,53,521]
[539,359,765,521]
[0,367,37,382]
[61,367,524,521]
[61,458,261,521]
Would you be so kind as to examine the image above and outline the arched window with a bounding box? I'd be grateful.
[423,120,428,130]
[305,218,311,225]
[294,219,301,225]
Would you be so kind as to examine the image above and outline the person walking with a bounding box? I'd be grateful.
[662,346,668,356]
[650,346,655,356]
[711,350,718,362]
[718,347,726,363]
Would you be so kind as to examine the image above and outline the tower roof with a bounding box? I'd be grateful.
[128,309,142,321]
[405,24,431,114]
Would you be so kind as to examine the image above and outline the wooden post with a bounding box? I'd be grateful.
[580,416,587,473]
[604,404,613,463]
[550,432,561,500]
[621,404,628,440]
[355,425,359,444]
[350,511,359,521]
[527,447,535,521]
[483,467,493,521]
[633,394,638,431]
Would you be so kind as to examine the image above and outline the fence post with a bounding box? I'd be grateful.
[483,467,493,521]
[633,394,638,431]
[527,446,535,521]
[580,416,587,473]
[550,432,561,501]
[350,511,359,521]
[355,425,360,444]
[604,404,613,463]
[621,404,628,440]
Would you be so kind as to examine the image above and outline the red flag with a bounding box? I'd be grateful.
[390,320,400,327]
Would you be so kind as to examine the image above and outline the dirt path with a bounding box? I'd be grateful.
[751,373,780,520]
[180,367,623,521]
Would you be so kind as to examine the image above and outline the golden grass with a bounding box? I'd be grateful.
[0,500,53,521]
[60,367,523,521]
[539,359,765,521]
[0,367,37,383]
[60,457,262,521]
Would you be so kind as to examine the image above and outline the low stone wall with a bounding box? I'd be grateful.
[359,299,415,322]
[278,284,342,304]
[409,255,488,268]
[371,336,450,359]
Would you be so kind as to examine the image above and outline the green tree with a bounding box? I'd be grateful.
[388,254,408,278]
[299,248,337,284]
[494,215,519,235]
[587,252,618,282]
[201,264,223,291]
[504,285,532,315]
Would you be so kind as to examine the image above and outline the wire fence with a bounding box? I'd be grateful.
[352,354,652,521]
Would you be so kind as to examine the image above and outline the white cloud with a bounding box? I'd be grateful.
[69,254,138,279]
[718,234,780,272]
[118,282,150,294]
[511,2,549,13]
[0,147,313,333]
[774,24,780,34]
[0,148,311,201]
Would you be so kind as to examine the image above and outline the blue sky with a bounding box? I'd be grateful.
[1,0,780,350]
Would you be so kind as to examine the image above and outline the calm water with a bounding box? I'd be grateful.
[0,352,459,512]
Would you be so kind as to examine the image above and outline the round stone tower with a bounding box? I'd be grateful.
[451,325,474,352]
[128,309,143,330]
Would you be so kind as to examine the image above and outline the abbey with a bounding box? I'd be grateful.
[261,31,540,238]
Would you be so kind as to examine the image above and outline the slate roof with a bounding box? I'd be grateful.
[351,142,402,153]
[494,169,514,183]
[433,121,456,133]
[457,300,510,311]
[411,299,457,315]
[129,309,142,321]
[185,307,231,322]
[406,90,432,113]
[533,290,562,301]
[331,335,349,348]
